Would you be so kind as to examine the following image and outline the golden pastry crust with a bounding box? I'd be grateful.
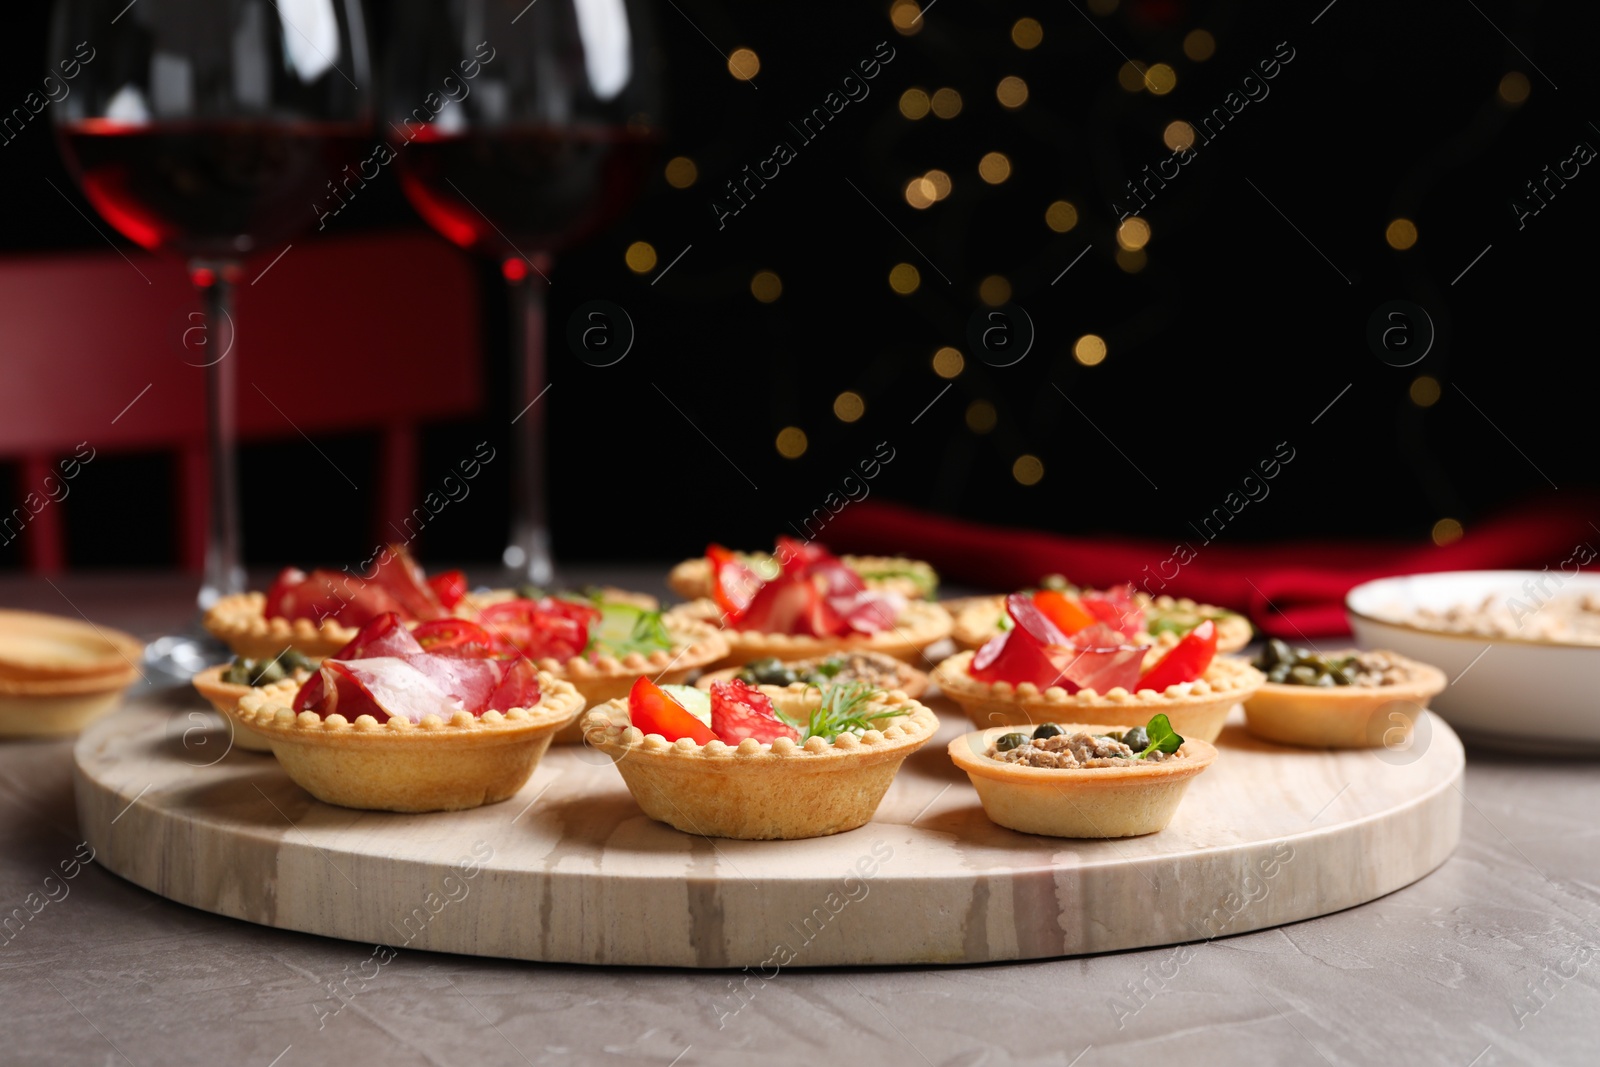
[932,651,1264,742]
[204,592,360,660]
[950,593,1252,653]
[667,598,952,667]
[1242,650,1447,749]
[191,664,311,753]
[668,553,936,601]
[0,663,142,739]
[235,674,585,812]
[0,610,144,683]
[948,725,1218,838]
[580,689,939,839]
[695,653,929,700]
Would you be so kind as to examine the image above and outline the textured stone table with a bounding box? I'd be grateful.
[2,573,1597,1067]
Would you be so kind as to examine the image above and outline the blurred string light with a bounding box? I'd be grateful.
[1184,29,1216,62]
[1116,249,1148,273]
[899,87,931,119]
[1013,454,1045,486]
[997,76,1029,108]
[1117,217,1151,251]
[933,346,965,378]
[979,151,1012,183]
[1117,61,1148,93]
[1163,120,1195,151]
[1012,17,1043,50]
[1145,63,1177,95]
[924,169,952,200]
[889,262,921,294]
[1410,375,1441,407]
[834,391,866,422]
[979,275,1012,306]
[1499,71,1530,104]
[1045,200,1078,232]
[905,175,937,209]
[1386,218,1419,250]
[1432,517,1464,546]
[930,88,963,118]
[776,426,808,458]
[664,157,698,188]
[625,241,656,273]
[750,270,782,302]
[727,48,760,81]
[890,0,922,36]
[966,399,997,433]
[1073,334,1107,366]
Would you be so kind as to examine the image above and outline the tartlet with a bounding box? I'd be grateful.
[1242,648,1447,748]
[933,650,1263,742]
[695,650,929,700]
[948,724,1217,838]
[205,592,359,659]
[669,552,937,602]
[0,611,144,738]
[234,674,585,812]
[191,664,312,753]
[669,597,952,667]
[581,688,939,839]
[951,593,1252,653]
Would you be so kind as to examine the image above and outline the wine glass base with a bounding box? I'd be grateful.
[142,631,232,682]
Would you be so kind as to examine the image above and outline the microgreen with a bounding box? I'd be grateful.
[1135,713,1184,759]
[777,680,898,742]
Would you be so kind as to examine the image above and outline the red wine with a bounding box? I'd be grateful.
[395,124,656,259]
[59,119,373,258]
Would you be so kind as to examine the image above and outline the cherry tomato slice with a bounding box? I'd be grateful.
[427,569,469,610]
[478,598,598,660]
[1032,589,1096,635]
[1136,619,1218,693]
[707,544,761,617]
[412,618,503,658]
[627,676,717,744]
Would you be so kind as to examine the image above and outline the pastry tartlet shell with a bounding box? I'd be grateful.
[950,594,1253,654]
[948,725,1218,838]
[668,554,936,602]
[191,664,311,753]
[694,653,929,700]
[932,651,1264,743]
[668,598,952,668]
[204,592,359,659]
[1242,650,1447,748]
[235,675,585,812]
[580,689,939,840]
[0,665,143,739]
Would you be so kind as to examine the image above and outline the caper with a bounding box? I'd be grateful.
[743,657,797,686]
[1289,664,1319,685]
[995,732,1030,752]
[1032,723,1063,739]
[1040,574,1071,591]
[1121,726,1149,751]
[280,649,318,673]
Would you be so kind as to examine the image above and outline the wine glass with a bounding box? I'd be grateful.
[385,0,661,588]
[51,0,371,676]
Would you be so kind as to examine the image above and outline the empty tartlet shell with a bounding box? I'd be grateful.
[0,664,143,738]
[191,664,311,753]
[234,675,585,812]
[530,618,730,744]
[0,610,145,683]
[949,594,1253,654]
[668,598,952,668]
[948,725,1218,838]
[1242,651,1447,748]
[694,654,929,700]
[580,689,940,839]
[204,592,359,659]
[667,554,937,602]
[932,651,1264,742]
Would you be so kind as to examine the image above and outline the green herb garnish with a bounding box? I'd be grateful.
[1135,714,1184,759]
[777,680,898,743]
[587,602,676,658]
[1147,611,1235,637]
[852,561,939,599]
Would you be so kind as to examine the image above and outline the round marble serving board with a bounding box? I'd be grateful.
[73,685,1463,969]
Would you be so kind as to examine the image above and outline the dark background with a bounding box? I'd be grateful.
[2,0,1594,572]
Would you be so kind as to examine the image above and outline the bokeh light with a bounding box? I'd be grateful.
[1073,334,1107,366]
[1386,218,1419,250]
[1045,200,1079,232]
[1432,518,1464,546]
[1013,454,1045,486]
[1012,17,1043,49]
[933,347,965,378]
[1184,29,1216,62]
[899,87,930,119]
[776,426,808,459]
[966,399,997,433]
[750,270,783,303]
[728,48,760,81]
[997,76,1029,109]
[979,275,1012,306]
[834,391,866,423]
[979,151,1012,183]
[889,262,922,294]
[664,157,698,189]
[625,241,657,273]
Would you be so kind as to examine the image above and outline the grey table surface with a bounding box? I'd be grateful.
[2,571,1597,1067]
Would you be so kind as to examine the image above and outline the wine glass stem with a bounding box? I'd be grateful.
[505,261,554,588]
[193,263,245,610]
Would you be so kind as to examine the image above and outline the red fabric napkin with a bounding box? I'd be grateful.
[823,496,1599,638]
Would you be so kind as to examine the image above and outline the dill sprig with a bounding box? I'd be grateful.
[778,680,900,742]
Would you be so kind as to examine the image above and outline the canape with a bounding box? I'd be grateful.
[696,651,929,700]
[670,542,938,602]
[950,580,1252,653]
[668,538,951,666]
[233,614,583,811]
[1241,640,1447,748]
[204,544,469,658]
[948,715,1217,838]
[0,611,144,738]
[191,650,319,753]
[932,593,1263,741]
[582,676,939,839]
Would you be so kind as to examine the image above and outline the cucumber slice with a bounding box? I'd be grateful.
[660,684,711,727]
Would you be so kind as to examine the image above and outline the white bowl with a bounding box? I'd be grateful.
[1346,570,1600,752]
